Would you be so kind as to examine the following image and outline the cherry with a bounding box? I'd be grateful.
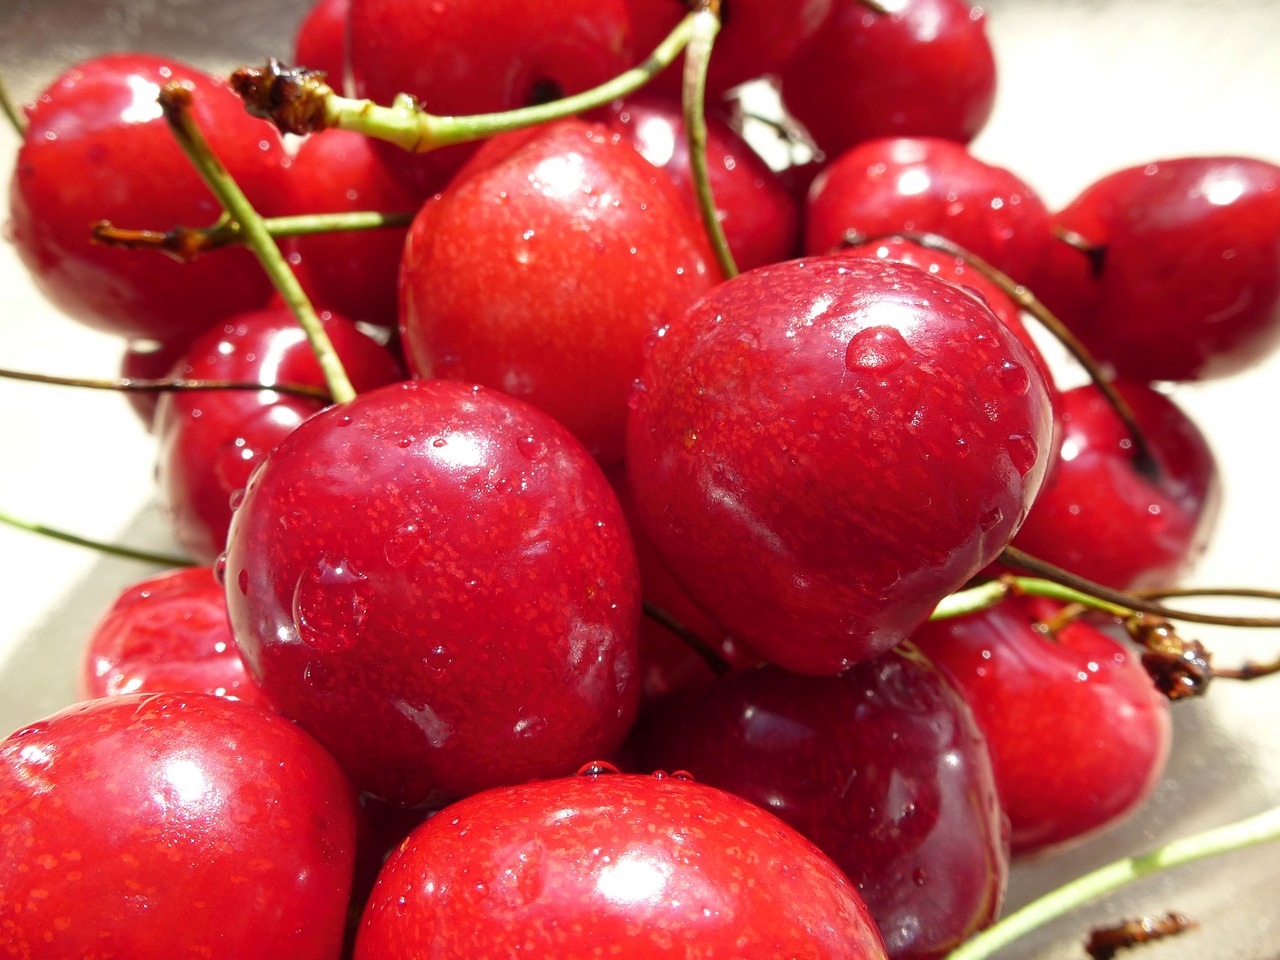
[119,333,201,428]
[1009,380,1221,591]
[154,305,404,564]
[80,565,271,709]
[601,93,801,271]
[913,596,1172,856]
[223,379,642,807]
[0,692,360,958]
[626,256,1055,675]
[1028,156,1280,382]
[399,119,718,464]
[778,0,997,160]
[354,768,888,958]
[294,0,349,90]
[347,0,633,190]
[806,136,1051,282]
[632,645,1009,960]
[7,54,290,341]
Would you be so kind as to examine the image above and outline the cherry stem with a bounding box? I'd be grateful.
[0,508,194,568]
[92,209,414,264]
[930,575,1132,622]
[943,803,1280,960]
[682,1,737,279]
[157,82,357,405]
[865,230,1160,479]
[0,365,332,403]
[231,10,701,146]
[642,600,731,675]
[0,71,25,136]
[1053,223,1108,278]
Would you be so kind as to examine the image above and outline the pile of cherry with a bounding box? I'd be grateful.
[2,0,1278,957]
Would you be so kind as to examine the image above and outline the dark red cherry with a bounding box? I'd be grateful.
[1010,381,1221,590]
[347,0,632,191]
[294,0,349,87]
[633,646,1008,960]
[626,256,1055,675]
[354,770,888,958]
[0,692,360,958]
[224,379,642,807]
[1029,156,1280,381]
[806,137,1051,282]
[601,94,800,271]
[779,0,996,159]
[7,54,289,341]
[399,120,718,464]
[154,306,404,564]
[80,566,271,710]
[913,597,1172,856]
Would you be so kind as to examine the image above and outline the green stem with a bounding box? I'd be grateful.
[0,509,194,568]
[945,804,1280,960]
[0,71,25,136]
[682,4,737,279]
[930,576,1133,621]
[157,83,356,405]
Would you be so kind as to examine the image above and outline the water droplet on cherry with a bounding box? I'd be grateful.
[516,434,547,462]
[845,326,913,374]
[577,760,620,777]
[1005,433,1040,475]
[292,555,370,652]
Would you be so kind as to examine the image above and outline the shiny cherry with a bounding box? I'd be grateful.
[294,0,349,88]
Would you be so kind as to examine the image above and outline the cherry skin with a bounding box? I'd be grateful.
[294,0,349,88]
[1009,381,1221,590]
[779,0,997,160]
[632,645,1009,960]
[626,256,1055,675]
[806,137,1052,283]
[1029,156,1280,381]
[912,597,1172,856]
[80,566,271,709]
[0,692,360,959]
[119,333,202,429]
[154,305,404,564]
[7,54,289,341]
[354,768,888,959]
[399,119,718,464]
[224,379,642,807]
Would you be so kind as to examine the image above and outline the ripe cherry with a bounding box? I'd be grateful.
[626,256,1055,675]
[294,0,349,89]
[354,768,888,958]
[224,379,642,807]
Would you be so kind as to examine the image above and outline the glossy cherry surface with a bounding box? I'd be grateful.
[399,120,718,464]
[80,566,271,709]
[806,137,1051,282]
[633,646,1008,960]
[7,54,288,341]
[224,379,642,806]
[626,256,1055,674]
[779,0,996,159]
[355,769,888,958]
[913,597,1172,855]
[294,0,348,87]
[1010,381,1221,590]
[0,692,360,958]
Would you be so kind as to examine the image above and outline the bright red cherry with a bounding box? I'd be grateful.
[7,54,289,341]
[779,0,996,159]
[626,256,1055,675]
[354,768,888,958]
[633,646,1009,960]
[0,692,360,959]
[399,120,718,464]
[294,0,349,88]
[913,597,1172,856]
[80,566,271,709]
[806,137,1051,283]
[224,379,642,807]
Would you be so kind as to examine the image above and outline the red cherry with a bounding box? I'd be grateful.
[633,646,1009,960]
[154,305,404,564]
[7,54,289,341]
[119,333,200,429]
[354,769,888,958]
[1010,381,1221,591]
[626,256,1055,675]
[806,137,1051,282]
[913,597,1172,856]
[399,120,718,464]
[80,566,271,710]
[224,379,642,806]
[779,0,997,159]
[0,692,360,958]
[294,0,349,88]
[1029,156,1280,381]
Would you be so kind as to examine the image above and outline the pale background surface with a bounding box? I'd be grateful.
[1,1,1279,956]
